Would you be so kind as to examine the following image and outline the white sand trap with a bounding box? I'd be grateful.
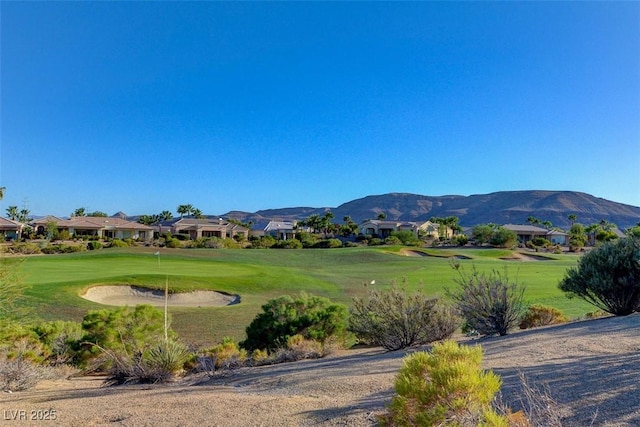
[81,285,240,307]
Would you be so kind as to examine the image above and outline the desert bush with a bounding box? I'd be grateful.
[80,305,171,369]
[384,236,402,245]
[108,239,129,248]
[391,230,421,246]
[584,309,609,319]
[349,281,459,351]
[102,338,190,385]
[312,238,343,248]
[380,340,507,426]
[447,266,526,336]
[53,229,70,241]
[368,238,384,246]
[559,237,640,315]
[32,320,83,365]
[0,352,44,392]
[518,305,568,329]
[87,241,103,250]
[164,236,182,248]
[5,242,41,255]
[248,235,276,249]
[272,238,303,249]
[453,234,469,247]
[204,337,248,369]
[241,292,348,351]
[0,322,46,363]
[490,227,518,248]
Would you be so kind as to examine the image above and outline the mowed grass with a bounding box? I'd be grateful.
[16,246,592,345]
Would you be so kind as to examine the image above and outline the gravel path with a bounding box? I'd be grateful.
[2,314,639,426]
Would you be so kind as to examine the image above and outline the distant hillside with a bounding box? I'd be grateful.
[223,191,640,230]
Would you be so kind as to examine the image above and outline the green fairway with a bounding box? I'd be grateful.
[16,246,592,345]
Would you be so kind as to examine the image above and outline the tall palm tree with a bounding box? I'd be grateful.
[568,214,577,225]
[177,204,193,218]
[191,208,204,219]
[5,206,19,220]
[0,187,5,200]
[159,210,173,221]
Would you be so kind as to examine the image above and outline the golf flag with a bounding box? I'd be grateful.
[154,251,160,256]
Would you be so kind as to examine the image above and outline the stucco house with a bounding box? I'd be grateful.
[264,221,297,240]
[358,219,447,239]
[502,224,568,245]
[156,217,249,240]
[31,216,154,241]
[0,217,25,240]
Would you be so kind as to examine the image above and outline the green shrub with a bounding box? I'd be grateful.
[241,292,348,351]
[384,236,402,245]
[447,266,526,336]
[349,282,459,351]
[272,238,303,249]
[312,238,343,248]
[489,227,518,248]
[368,238,384,246]
[87,241,103,250]
[109,239,129,248]
[518,305,568,329]
[380,340,507,426]
[559,237,640,315]
[53,230,70,241]
[80,305,171,369]
[32,320,83,365]
[453,234,469,247]
[390,230,421,246]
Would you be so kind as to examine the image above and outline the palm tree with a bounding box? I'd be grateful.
[0,187,5,200]
[568,214,577,225]
[177,204,192,218]
[526,216,540,226]
[5,206,19,220]
[159,210,173,221]
[73,207,86,217]
[191,208,204,219]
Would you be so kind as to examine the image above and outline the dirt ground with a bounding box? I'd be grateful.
[2,314,639,427]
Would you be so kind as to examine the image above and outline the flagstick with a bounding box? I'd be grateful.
[155,250,169,343]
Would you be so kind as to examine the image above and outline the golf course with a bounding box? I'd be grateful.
[18,246,593,345]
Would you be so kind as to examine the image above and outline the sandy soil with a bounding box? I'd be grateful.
[80,285,239,307]
[2,314,639,427]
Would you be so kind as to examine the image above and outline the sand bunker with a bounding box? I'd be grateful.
[81,285,240,307]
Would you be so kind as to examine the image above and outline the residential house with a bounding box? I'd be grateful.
[0,217,25,240]
[31,216,154,241]
[157,217,249,240]
[264,221,297,240]
[358,219,447,239]
[502,224,568,245]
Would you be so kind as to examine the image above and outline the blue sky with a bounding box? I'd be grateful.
[1,1,639,217]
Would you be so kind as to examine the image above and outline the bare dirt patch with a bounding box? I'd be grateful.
[80,285,240,307]
[3,314,639,426]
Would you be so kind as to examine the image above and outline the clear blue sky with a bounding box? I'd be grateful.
[1,1,639,217]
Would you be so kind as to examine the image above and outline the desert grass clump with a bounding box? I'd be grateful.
[205,337,248,370]
[350,280,459,351]
[447,266,526,336]
[380,340,507,426]
[518,305,569,330]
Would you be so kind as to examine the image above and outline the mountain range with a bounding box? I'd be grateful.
[223,190,640,230]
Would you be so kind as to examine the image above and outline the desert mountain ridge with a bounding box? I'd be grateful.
[221,190,640,230]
